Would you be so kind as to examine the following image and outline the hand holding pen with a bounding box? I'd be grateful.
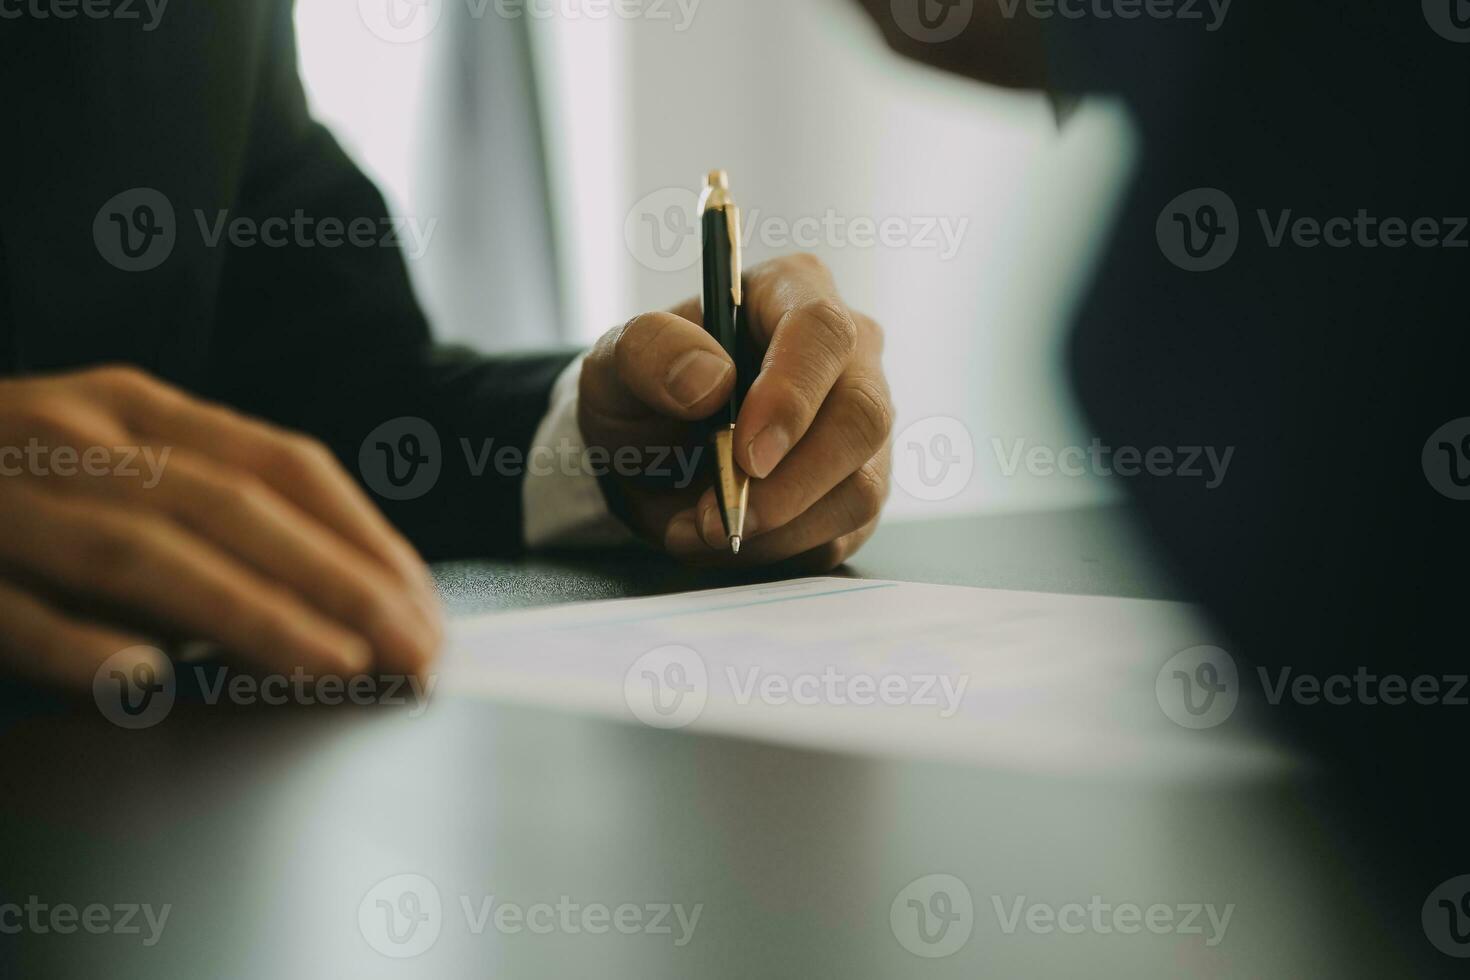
[578,174,895,570]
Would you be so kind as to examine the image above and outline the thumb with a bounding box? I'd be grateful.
[582,312,736,423]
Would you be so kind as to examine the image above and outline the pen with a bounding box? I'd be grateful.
[698,170,750,554]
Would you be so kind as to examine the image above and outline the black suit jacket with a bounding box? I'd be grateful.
[0,0,575,559]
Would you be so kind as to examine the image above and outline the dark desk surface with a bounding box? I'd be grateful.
[0,506,1456,977]
[433,502,1185,618]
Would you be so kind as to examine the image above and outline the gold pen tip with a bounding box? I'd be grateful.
[730,535,742,555]
[706,169,729,191]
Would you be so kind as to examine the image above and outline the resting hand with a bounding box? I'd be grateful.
[0,366,441,688]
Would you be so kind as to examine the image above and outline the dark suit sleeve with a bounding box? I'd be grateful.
[202,1,576,561]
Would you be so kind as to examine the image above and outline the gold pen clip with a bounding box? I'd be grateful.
[700,170,742,308]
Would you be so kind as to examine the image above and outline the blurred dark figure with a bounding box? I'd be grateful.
[854,0,1468,958]
[855,0,1464,740]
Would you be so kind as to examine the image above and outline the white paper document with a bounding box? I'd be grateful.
[443,578,1292,776]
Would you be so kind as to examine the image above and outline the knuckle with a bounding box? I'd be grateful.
[7,400,93,446]
[211,472,267,515]
[207,580,299,653]
[264,435,332,485]
[611,315,649,373]
[796,300,859,364]
[767,381,824,431]
[222,596,290,653]
[780,469,831,527]
[614,313,681,372]
[85,364,159,400]
[343,587,396,633]
[848,462,890,525]
[784,252,828,275]
[292,434,335,465]
[75,517,153,583]
[839,377,895,452]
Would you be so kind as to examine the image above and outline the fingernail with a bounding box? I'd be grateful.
[665,350,731,408]
[747,425,792,478]
[665,513,704,553]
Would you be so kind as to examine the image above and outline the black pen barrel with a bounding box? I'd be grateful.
[701,207,740,425]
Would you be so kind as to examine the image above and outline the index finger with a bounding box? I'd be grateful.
[734,256,861,478]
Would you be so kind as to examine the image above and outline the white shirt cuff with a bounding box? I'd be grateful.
[521,354,635,550]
